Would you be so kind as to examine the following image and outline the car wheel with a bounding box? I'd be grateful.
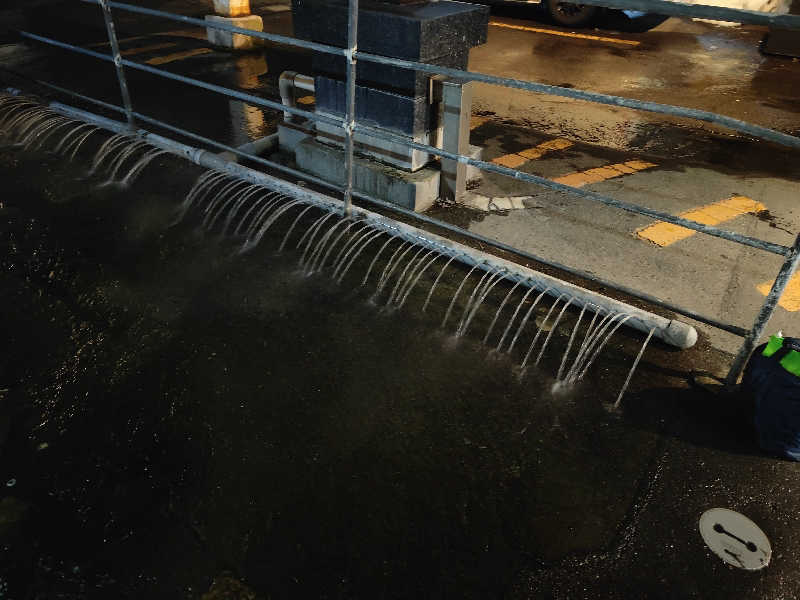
[545,0,599,27]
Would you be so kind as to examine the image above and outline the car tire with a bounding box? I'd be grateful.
[544,0,599,28]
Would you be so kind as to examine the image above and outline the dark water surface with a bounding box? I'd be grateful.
[0,144,664,599]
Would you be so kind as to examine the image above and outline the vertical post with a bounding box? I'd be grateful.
[725,233,800,385]
[438,78,473,203]
[342,0,359,216]
[98,0,135,129]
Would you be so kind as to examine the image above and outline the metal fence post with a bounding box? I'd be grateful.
[725,233,800,385]
[98,0,135,129]
[342,0,358,217]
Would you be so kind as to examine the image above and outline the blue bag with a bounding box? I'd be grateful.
[743,336,800,461]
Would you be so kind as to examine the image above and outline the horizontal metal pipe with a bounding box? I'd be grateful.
[80,0,348,56]
[44,99,698,348]
[352,192,750,338]
[15,34,794,252]
[0,69,127,115]
[27,88,755,337]
[130,112,331,186]
[573,0,800,29]
[356,53,800,152]
[352,123,790,256]
[726,233,800,384]
[18,31,344,128]
[3,83,753,338]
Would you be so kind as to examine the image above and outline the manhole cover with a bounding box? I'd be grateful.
[699,508,771,570]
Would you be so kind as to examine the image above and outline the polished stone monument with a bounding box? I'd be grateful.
[288,0,489,210]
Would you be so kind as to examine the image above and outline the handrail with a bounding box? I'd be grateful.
[10,0,800,382]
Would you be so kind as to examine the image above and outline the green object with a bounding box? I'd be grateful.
[762,335,800,377]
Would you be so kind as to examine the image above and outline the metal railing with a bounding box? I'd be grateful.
[7,0,800,384]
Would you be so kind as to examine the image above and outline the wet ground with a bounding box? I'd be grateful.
[1,3,800,598]
[1,96,800,600]
[2,0,798,353]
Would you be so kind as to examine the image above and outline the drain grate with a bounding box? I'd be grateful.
[699,508,771,571]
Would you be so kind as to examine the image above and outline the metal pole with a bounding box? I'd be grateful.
[342,0,358,216]
[98,0,134,129]
[725,233,800,385]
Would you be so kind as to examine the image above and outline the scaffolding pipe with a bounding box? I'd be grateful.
[15,29,792,256]
[342,0,359,217]
[97,0,134,128]
[725,234,800,384]
[47,99,698,349]
[0,80,764,338]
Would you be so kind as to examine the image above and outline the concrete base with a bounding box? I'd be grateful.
[205,14,263,50]
[295,138,440,212]
[278,120,314,154]
[316,114,437,172]
[466,144,484,184]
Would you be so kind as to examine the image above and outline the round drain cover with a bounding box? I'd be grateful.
[699,508,771,570]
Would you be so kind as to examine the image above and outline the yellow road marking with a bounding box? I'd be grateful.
[491,138,573,168]
[489,20,640,46]
[296,95,315,105]
[636,195,765,247]
[553,159,656,188]
[757,273,800,312]
[145,48,213,65]
[120,42,177,56]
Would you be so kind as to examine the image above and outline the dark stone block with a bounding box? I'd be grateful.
[314,75,430,135]
[291,0,489,61]
[312,48,469,97]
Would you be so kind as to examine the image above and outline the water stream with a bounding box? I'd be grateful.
[0,92,669,599]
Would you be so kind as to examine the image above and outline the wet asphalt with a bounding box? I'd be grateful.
[1,2,800,598]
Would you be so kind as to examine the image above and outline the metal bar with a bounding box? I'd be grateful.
[350,190,750,338]
[33,3,800,150]
[356,53,800,151]
[18,31,344,128]
[15,30,790,255]
[28,84,747,338]
[80,0,348,56]
[130,111,338,190]
[41,99,699,350]
[342,0,358,217]
[97,0,134,128]
[569,0,800,29]
[725,234,800,385]
[352,123,791,256]
[2,84,746,341]
[0,67,127,115]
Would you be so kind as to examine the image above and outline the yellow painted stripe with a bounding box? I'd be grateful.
[757,273,800,312]
[121,42,177,56]
[637,195,765,247]
[296,95,315,105]
[491,138,573,168]
[489,20,640,46]
[552,159,656,188]
[145,48,213,66]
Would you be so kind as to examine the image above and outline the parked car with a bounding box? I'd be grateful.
[481,0,671,31]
